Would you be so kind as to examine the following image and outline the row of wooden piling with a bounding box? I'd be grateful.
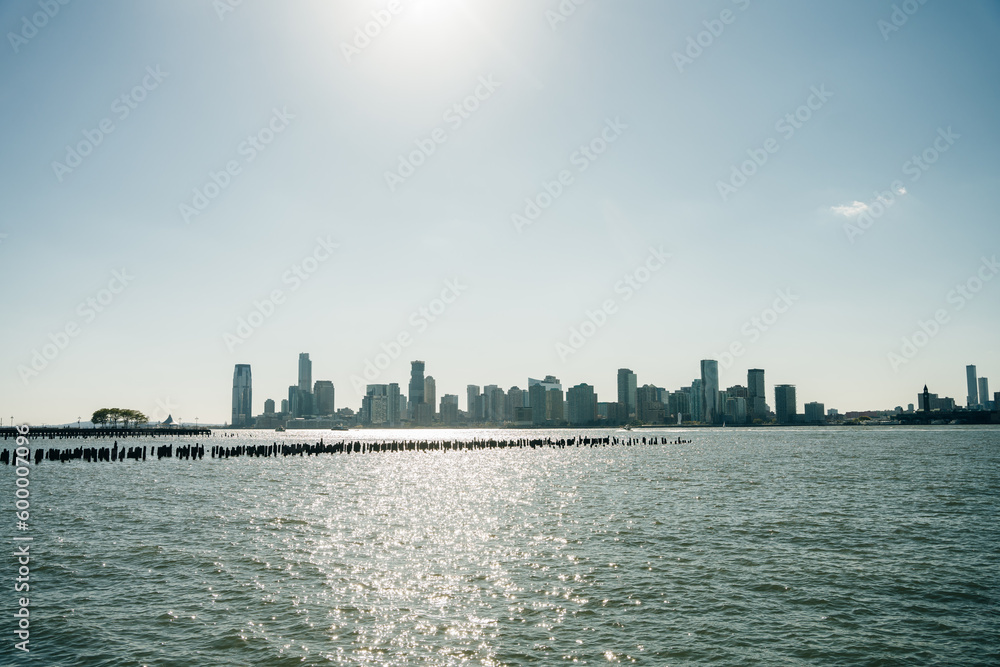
[1,435,692,464]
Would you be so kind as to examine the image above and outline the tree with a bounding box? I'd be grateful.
[91,408,149,428]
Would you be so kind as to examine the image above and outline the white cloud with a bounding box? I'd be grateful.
[831,201,869,217]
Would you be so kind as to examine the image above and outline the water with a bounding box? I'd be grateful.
[3,427,998,665]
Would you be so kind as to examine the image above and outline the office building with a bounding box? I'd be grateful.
[804,401,825,424]
[747,369,766,420]
[424,376,436,416]
[668,391,690,421]
[466,385,481,421]
[388,383,401,426]
[689,380,703,422]
[231,364,252,427]
[617,369,637,417]
[546,388,564,422]
[362,385,390,426]
[505,387,525,421]
[440,395,459,424]
[774,384,796,424]
[263,399,275,415]
[567,383,597,425]
[528,383,547,424]
[701,360,720,424]
[978,377,989,409]
[408,361,425,418]
[314,380,335,416]
[280,398,288,414]
[298,353,312,394]
[637,384,665,423]
[967,365,978,407]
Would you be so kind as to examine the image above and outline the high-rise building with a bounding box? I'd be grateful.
[977,377,989,409]
[528,383,548,424]
[505,387,525,421]
[775,384,797,424]
[668,391,690,421]
[440,394,459,424]
[409,361,425,417]
[637,384,665,423]
[264,398,275,415]
[388,383,401,426]
[747,369,766,421]
[314,380,335,416]
[362,384,390,426]
[967,365,979,407]
[567,384,597,425]
[298,353,312,394]
[424,376,436,417]
[231,364,252,427]
[466,385,481,420]
[546,388,564,422]
[484,385,505,423]
[700,360,720,424]
[280,398,289,414]
[617,369,638,417]
[804,401,825,423]
[689,380,703,422]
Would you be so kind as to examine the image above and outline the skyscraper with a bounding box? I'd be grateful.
[978,377,989,409]
[966,365,978,407]
[775,384,797,424]
[466,385,481,420]
[313,380,335,416]
[700,360,720,424]
[231,364,252,427]
[409,360,425,418]
[617,369,637,417]
[264,399,275,415]
[567,383,597,425]
[424,376,436,417]
[298,353,312,394]
[747,369,766,421]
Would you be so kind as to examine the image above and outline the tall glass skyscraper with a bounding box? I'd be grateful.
[408,360,425,417]
[617,368,637,417]
[775,384,797,424]
[700,360,720,424]
[748,368,766,420]
[231,364,252,427]
[298,353,312,394]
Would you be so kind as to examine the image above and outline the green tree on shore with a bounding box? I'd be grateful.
[91,408,149,428]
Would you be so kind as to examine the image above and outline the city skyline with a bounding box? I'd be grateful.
[2,2,999,423]
[215,351,996,429]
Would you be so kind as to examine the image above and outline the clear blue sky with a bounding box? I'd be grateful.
[2,0,999,424]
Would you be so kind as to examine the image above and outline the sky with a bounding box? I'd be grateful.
[2,0,999,425]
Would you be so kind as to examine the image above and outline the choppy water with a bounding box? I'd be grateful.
[3,427,999,665]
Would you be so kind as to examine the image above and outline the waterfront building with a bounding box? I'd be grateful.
[314,380,335,416]
[617,369,637,417]
[978,377,989,409]
[298,353,312,394]
[967,365,978,407]
[424,376,436,417]
[440,395,459,424]
[804,401,826,424]
[467,385,481,420]
[505,387,525,421]
[280,398,289,414]
[775,384,796,424]
[701,360,720,424]
[263,399,275,415]
[567,384,597,425]
[637,384,665,423]
[690,380,703,422]
[388,383,401,426]
[724,396,747,424]
[668,391,690,421]
[408,361,426,418]
[232,364,252,427]
[748,369,766,421]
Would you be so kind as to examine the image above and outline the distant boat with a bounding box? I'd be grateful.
[275,426,286,432]
[622,425,633,431]
[330,426,348,431]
